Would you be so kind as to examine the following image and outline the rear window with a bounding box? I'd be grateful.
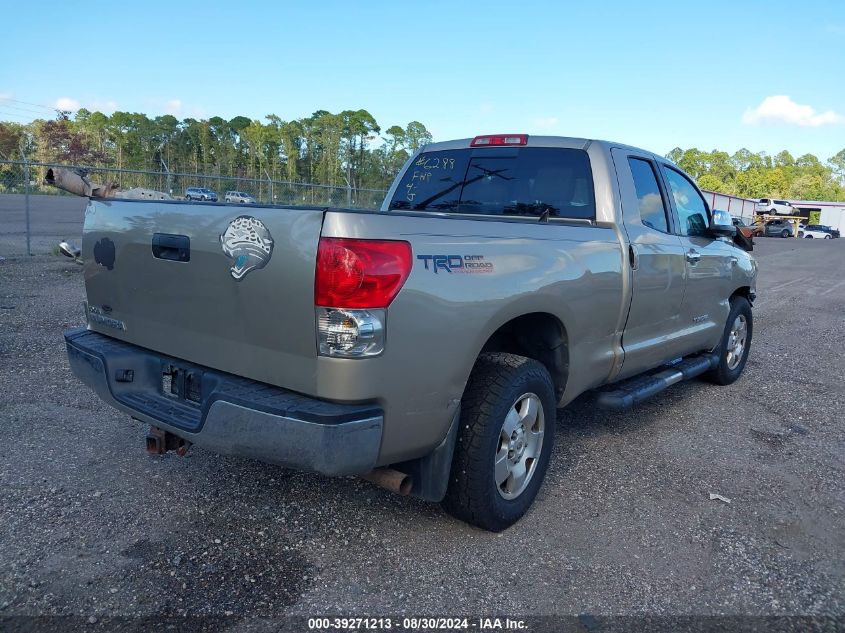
[389,147,595,219]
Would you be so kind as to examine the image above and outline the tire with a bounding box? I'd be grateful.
[825,234,831,239]
[781,229,790,238]
[442,353,556,532]
[798,232,804,238]
[704,296,752,386]
[806,235,814,239]
[185,195,191,201]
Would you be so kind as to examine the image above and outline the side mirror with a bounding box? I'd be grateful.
[708,209,736,237]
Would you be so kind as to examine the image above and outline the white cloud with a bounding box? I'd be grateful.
[52,97,117,113]
[54,97,81,111]
[533,116,559,130]
[742,95,843,127]
[164,99,182,115]
[151,98,205,119]
[89,99,117,113]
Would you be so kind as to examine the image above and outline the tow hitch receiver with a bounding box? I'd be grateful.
[145,425,192,457]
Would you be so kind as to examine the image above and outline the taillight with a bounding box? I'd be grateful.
[315,238,412,309]
[470,134,528,147]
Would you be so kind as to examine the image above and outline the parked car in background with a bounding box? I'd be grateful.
[185,187,218,202]
[798,224,835,239]
[755,198,796,216]
[732,217,755,239]
[816,224,839,238]
[225,191,256,204]
[763,218,794,238]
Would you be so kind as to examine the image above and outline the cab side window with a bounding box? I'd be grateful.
[662,166,710,237]
[628,158,669,233]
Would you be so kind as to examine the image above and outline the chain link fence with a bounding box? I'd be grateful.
[0,160,388,256]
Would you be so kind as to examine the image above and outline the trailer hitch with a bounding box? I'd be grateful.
[145,425,192,457]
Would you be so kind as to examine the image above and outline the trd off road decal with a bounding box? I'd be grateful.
[417,254,493,274]
[219,216,274,280]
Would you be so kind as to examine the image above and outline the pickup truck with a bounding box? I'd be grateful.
[63,134,757,531]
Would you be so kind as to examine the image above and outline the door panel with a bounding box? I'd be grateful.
[658,164,732,354]
[677,235,732,351]
[611,149,688,379]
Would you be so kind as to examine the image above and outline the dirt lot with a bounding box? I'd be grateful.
[0,230,843,630]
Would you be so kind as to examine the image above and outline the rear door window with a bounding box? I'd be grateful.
[628,158,669,233]
[389,147,595,219]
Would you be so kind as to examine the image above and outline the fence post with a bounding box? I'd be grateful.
[346,183,352,207]
[24,158,31,257]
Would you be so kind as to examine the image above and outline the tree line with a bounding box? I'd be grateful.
[0,109,433,192]
[1,108,844,201]
[666,147,845,202]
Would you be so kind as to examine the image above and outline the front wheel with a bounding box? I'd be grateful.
[442,353,556,532]
[705,296,753,385]
[825,234,831,239]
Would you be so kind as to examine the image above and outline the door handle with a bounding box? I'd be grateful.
[152,233,190,262]
[628,245,639,270]
[686,250,701,264]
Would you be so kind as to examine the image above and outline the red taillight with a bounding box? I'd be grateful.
[315,238,412,309]
[470,134,528,147]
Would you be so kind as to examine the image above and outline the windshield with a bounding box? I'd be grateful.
[389,147,595,219]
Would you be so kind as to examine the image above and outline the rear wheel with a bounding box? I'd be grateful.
[705,296,752,385]
[781,229,790,238]
[825,234,831,239]
[442,353,556,532]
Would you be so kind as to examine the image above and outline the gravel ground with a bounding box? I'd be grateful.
[0,235,843,631]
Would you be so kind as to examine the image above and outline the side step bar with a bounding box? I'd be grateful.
[596,353,719,410]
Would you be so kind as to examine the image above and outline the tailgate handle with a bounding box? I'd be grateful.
[152,234,190,262]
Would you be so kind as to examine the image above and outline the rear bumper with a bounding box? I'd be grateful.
[64,328,383,476]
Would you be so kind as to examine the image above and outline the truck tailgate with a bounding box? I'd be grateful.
[81,199,324,391]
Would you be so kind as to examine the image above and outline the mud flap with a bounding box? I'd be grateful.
[395,407,460,503]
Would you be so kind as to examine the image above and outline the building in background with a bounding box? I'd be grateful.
[701,190,758,222]
[787,200,845,231]
[701,190,845,231]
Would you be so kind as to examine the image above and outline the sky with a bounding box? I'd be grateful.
[1,0,844,160]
